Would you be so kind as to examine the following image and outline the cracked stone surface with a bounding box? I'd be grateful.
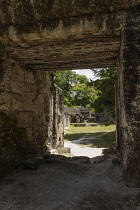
[0,0,140,187]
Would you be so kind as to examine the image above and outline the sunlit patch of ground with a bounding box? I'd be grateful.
[64,125,116,159]
[64,124,116,147]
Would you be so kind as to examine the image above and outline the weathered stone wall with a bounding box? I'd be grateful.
[98,109,115,125]
[48,86,64,149]
[0,0,138,71]
[64,107,87,125]
[64,107,115,126]
[0,0,126,71]
[0,49,58,175]
[117,5,140,187]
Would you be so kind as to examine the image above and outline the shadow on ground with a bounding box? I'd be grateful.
[65,131,116,148]
[1,153,139,210]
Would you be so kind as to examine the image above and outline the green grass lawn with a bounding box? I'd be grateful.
[64,124,116,148]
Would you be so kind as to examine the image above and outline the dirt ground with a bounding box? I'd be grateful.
[64,134,107,160]
[0,132,140,210]
[0,153,140,210]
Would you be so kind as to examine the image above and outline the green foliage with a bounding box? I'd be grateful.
[55,70,77,106]
[55,70,97,109]
[55,68,116,116]
[72,82,97,108]
[91,68,117,117]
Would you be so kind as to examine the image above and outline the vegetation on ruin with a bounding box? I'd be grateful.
[64,124,116,148]
[55,68,117,117]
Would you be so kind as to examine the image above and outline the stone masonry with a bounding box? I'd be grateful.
[0,48,64,175]
[0,0,139,187]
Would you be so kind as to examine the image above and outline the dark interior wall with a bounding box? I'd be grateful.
[0,50,55,175]
[117,5,140,187]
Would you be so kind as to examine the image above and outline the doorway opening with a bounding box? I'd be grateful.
[54,68,117,162]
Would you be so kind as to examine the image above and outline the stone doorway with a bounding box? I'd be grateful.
[0,1,139,187]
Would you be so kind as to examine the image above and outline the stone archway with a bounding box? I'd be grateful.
[0,0,139,187]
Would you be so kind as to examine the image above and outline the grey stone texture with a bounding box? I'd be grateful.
[64,107,114,126]
[0,52,53,150]
[116,5,140,187]
[49,86,64,149]
[0,49,64,176]
[0,0,138,71]
[0,0,139,187]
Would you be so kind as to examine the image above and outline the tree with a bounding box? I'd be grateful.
[54,70,77,106]
[91,68,117,117]
[55,71,97,109]
[71,82,97,110]
[55,68,116,117]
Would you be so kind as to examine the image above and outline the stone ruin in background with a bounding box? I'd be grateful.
[64,107,115,126]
